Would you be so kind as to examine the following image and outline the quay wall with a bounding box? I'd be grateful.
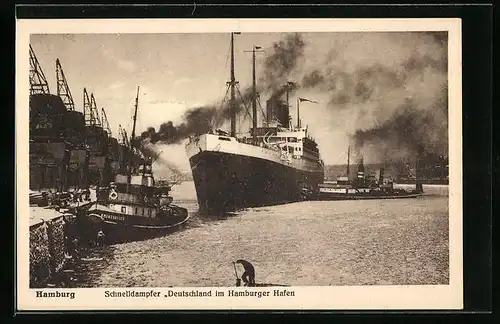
[29,216,66,287]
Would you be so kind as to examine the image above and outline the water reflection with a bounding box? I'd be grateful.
[51,182,449,288]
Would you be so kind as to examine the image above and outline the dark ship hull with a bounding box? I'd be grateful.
[396,179,449,185]
[316,191,422,201]
[189,150,324,214]
[77,203,189,245]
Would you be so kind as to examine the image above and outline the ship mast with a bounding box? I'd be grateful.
[229,33,237,137]
[244,44,264,139]
[286,88,289,120]
[251,46,257,141]
[130,86,140,154]
[127,86,140,187]
[296,97,301,128]
[347,145,350,180]
[284,81,296,129]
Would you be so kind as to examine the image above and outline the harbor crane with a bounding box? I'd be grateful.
[101,108,112,136]
[55,58,75,111]
[90,93,101,127]
[83,88,102,127]
[29,44,50,95]
[118,124,132,173]
[83,88,95,126]
[118,124,130,148]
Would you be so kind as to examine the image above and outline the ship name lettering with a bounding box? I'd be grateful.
[104,213,124,221]
[165,290,212,297]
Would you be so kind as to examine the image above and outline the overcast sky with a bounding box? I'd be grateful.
[31,33,295,134]
[30,32,447,171]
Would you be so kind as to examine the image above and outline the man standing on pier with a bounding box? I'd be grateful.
[234,259,256,287]
[95,230,105,247]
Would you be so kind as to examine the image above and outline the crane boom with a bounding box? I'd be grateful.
[55,58,75,110]
[90,93,101,127]
[101,107,112,136]
[118,124,130,148]
[83,88,95,126]
[29,44,50,95]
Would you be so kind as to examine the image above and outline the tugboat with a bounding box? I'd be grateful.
[77,86,189,244]
[317,146,423,201]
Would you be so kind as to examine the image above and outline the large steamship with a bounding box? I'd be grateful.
[185,33,324,214]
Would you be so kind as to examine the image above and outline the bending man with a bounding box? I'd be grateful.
[235,259,256,287]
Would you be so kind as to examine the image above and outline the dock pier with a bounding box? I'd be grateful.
[29,207,69,287]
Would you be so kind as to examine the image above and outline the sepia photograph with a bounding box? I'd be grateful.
[17,18,462,310]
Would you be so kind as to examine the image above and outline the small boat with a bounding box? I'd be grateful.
[250,283,289,287]
[76,86,189,244]
[232,281,289,287]
[317,146,423,201]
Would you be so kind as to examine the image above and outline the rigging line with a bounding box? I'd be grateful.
[336,151,348,166]
[237,109,242,134]
[224,39,231,76]
[216,40,232,105]
[257,94,266,121]
[213,39,235,131]
[213,84,231,128]
[235,85,251,121]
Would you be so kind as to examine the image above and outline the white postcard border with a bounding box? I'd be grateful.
[16,18,463,311]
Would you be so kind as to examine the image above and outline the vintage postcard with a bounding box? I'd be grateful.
[16,18,463,311]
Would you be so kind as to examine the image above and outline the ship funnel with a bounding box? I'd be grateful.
[379,168,384,184]
[357,158,365,179]
[415,159,423,193]
[415,148,424,193]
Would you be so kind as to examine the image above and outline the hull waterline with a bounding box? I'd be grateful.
[189,150,323,214]
[77,203,190,245]
[316,192,423,201]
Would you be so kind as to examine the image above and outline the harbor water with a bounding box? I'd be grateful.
[68,182,449,287]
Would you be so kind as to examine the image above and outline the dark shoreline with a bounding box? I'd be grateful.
[34,246,113,289]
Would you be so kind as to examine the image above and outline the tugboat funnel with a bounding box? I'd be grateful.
[415,152,424,193]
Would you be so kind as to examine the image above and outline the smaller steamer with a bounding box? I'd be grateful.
[318,147,424,201]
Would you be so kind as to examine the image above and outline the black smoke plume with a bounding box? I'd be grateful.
[137,33,306,145]
[300,32,448,163]
[138,105,217,145]
[260,33,306,93]
[136,87,256,145]
[137,32,448,166]
[351,98,447,162]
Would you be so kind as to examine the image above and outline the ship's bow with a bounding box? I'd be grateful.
[185,134,237,214]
